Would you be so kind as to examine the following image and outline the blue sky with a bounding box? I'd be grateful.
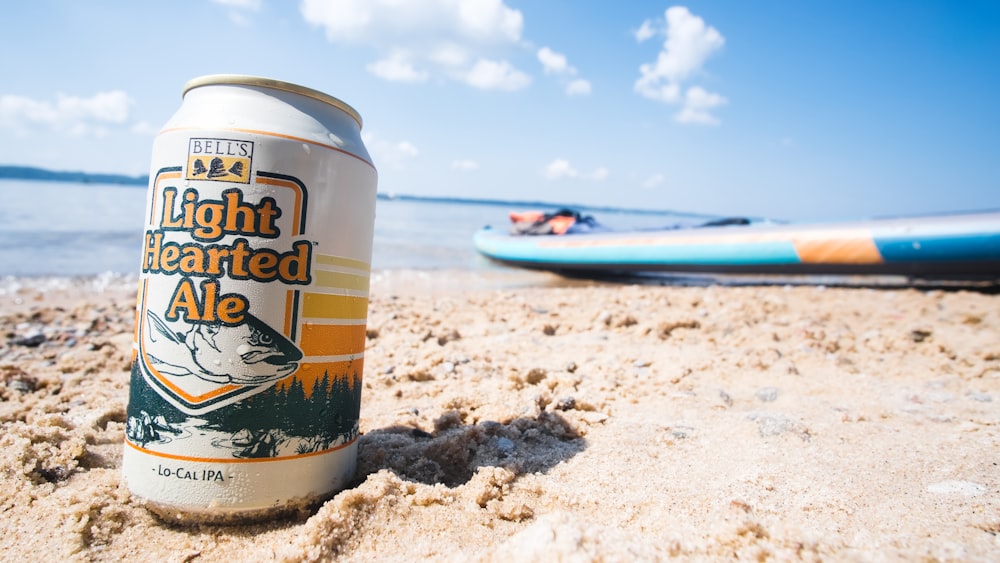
[1,0,997,221]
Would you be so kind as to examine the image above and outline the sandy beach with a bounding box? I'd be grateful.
[1,271,998,561]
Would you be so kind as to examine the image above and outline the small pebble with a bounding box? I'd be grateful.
[668,426,694,439]
[12,332,46,347]
[495,437,515,454]
[8,377,37,394]
[478,420,503,434]
[554,397,576,411]
[756,387,779,402]
[927,480,986,496]
[748,413,794,436]
[967,391,992,402]
[718,390,733,407]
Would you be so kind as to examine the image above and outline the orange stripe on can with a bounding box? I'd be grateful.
[299,323,368,357]
[147,170,183,225]
[281,359,365,395]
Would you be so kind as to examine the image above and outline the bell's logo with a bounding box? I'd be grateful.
[187,138,254,184]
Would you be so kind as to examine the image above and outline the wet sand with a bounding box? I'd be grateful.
[1,272,998,561]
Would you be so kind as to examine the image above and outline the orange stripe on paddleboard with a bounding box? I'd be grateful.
[792,231,884,264]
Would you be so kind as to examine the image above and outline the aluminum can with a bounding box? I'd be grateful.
[122,75,377,522]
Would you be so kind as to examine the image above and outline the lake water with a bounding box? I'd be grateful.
[0,179,693,277]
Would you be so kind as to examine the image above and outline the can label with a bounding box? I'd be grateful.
[124,123,373,512]
[186,138,254,183]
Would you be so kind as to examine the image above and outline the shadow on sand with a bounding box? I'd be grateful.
[149,411,585,531]
[356,410,585,487]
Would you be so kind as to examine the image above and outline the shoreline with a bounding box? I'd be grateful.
[4,267,998,293]
[1,272,998,560]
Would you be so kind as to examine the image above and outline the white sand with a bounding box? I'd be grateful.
[1,273,998,561]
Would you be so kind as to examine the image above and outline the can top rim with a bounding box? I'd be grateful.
[182,75,363,129]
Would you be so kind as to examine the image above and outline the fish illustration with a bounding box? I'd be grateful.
[144,311,302,385]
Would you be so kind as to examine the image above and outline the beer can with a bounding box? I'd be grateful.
[122,75,377,522]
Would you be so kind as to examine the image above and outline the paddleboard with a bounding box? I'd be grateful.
[473,211,1000,278]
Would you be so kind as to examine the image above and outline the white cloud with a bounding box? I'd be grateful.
[537,47,569,74]
[634,6,726,125]
[429,43,471,68]
[395,141,419,158]
[566,78,591,96]
[452,159,479,170]
[362,132,419,168]
[457,0,523,41]
[634,19,658,42]
[58,91,131,123]
[210,0,260,25]
[300,0,372,42]
[543,159,578,180]
[543,159,606,181]
[300,0,530,90]
[637,81,681,104]
[366,51,430,83]
[464,58,531,91]
[590,167,609,181]
[653,7,723,82]
[642,173,665,190]
[537,46,591,96]
[0,91,133,136]
[674,86,727,125]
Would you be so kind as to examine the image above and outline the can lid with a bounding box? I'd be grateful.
[182,74,363,129]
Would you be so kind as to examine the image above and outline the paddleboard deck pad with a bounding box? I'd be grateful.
[474,211,1000,279]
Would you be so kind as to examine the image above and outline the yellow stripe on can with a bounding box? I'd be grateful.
[301,293,369,319]
[316,254,371,272]
[314,270,370,292]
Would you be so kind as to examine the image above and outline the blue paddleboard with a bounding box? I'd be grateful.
[474,211,1000,278]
